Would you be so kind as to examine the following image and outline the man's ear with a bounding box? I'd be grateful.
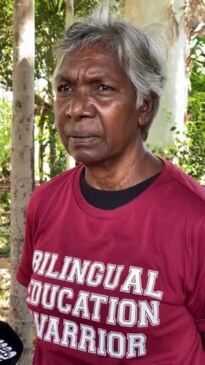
[138,97,153,126]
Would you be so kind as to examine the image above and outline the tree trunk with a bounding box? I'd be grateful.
[124,0,189,147]
[10,1,34,364]
[65,0,74,28]
[65,0,76,169]
[38,111,46,183]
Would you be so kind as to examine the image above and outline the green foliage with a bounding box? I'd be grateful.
[0,101,12,178]
[35,0,65,83]
[34,1,66,180]
[155,115,205,182]
[151,35,205,182]
[0,0,65,88]
[189,36,205,92]
[0,100,11,257]
[75,0,103,18]
[0,231,10,258]
[52,136,67,177]
[168,96,204,181]
[152,120,205,182]
[180,35,205,180]
[0,189,10,259]
[0,0,13,88]
[75,0,124,18]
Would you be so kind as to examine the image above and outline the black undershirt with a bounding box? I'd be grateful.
[80,171,160,210]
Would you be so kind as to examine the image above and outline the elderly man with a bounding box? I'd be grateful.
[17,5,205,365]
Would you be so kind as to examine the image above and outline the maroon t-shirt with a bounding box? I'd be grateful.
[17,161,205,364]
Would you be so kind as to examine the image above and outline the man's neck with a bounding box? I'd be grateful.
[84,147,163,191]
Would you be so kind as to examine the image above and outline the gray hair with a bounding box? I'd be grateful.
[54,3,167,140]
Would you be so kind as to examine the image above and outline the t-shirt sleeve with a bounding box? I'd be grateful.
[185,215,205,346]
[16,195,36,287]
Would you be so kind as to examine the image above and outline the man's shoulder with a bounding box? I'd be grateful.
[36,166,79,192]
[28,165,81,209]
[162,160,205,214]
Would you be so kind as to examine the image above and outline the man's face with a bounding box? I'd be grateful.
[54,44,146,167]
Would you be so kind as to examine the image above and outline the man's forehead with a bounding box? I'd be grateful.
[68,42,113,58]
[55,44,123,80]
[62,44,118,66]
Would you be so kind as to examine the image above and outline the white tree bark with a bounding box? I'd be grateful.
[10,1,34,364]
[65,0,74,28]
[124,0,189,147]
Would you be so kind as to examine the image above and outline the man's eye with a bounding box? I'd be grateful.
[97,84,114,92]
[57,84,73,93]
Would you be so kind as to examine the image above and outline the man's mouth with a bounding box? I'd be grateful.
[68,132,99,144]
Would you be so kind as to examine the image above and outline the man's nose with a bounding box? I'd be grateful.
[65,90,94,120]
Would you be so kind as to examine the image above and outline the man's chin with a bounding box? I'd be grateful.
[71,155,105,168]
[66,147,98,165]
[66,145,110,167]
